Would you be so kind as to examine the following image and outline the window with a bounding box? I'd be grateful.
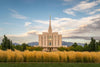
[49,42,51,45]
[49,36,52,40]
[49,36,51,39]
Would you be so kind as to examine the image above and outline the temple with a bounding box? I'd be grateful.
[39,16,62,51]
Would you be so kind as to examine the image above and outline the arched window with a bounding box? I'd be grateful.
[49,42,51,45]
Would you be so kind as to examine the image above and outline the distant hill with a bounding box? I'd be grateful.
[62,41,84,47]
[13,42,38,46]
[13,41,84,47]
[13,43,20,45]
[62,41,73,47]
[28,42,38,46]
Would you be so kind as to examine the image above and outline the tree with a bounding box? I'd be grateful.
[22,43,28,51]
[83,43,89,51]
[75,45,83,51]
[96,40,100,46]
[88,37,97,51]
[72,42,78,47]
[0,45,2,49]
[26,46,43,51]
[15,45,23,51]
[97,45,100,51]
[68,46,75,51]
[1,35,14,50]
[57,47,66,51]
[95,41,100,51]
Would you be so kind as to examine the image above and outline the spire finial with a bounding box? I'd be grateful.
[48,16,52,33]
[49,16,51,23]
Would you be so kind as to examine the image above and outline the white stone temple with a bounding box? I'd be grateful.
[39,16,62,51]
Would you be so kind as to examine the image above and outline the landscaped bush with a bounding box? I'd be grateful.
[0,49,100,63]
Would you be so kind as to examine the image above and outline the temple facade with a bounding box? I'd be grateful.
[39,17,62,51]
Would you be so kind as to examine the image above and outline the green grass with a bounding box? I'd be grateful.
[0,63,100,67]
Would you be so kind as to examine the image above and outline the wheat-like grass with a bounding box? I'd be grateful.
[0,50,100,63]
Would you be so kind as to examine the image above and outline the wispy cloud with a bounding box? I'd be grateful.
[63,0,100,15]
[32,14,100,40]
[25,22,32,26]
[9,9,27,19]
[0,30,39,44]
[1,14,100,43]
[33,20,48,24]
[89,9,100,15]
[63,9,75,16]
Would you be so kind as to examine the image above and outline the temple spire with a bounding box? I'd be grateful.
[48,16,52,33]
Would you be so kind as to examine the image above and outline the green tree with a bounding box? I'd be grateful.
[95,41,100,51]
[75,45,83,51]
[96,40,100,46]
[83,43,89,51]
[97,40,100,46]
[15,45,23,51]
[88,37,97,51]
[68,46,75,51]
[0,45,2,49]
[72,42,78,47]
[97,45,100,51]
[1,35,14,50]
[34,47,43,51]
[22,43,28,51]
[57,47,66,51]
[26,46,43,51]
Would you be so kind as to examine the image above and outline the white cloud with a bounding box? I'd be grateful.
[63,9,75,16]
[1,9,100,43]
[33,20,48,24]
[0,30,39,44]
[9,9,27,19]
[72,0,97,10]
[8,30,39,37]
[27,30,39,35]
[25,22,32,26]
[63,0,100,15]
[89,9,100,15]
[33,14,100,39]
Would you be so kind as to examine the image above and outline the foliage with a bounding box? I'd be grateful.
[57,47,66,51]
[1,35,14,50]
[0,35,100,52]
[88,37,97,51]
[75,45,83,51]
[0,45,2,49]
[83,43,89,51]
[58,37,100,51]
[26,46,43,51]
[72,42,78,47]
[15,45,23,51]
[22,43,28,51]
[84,38,100,51]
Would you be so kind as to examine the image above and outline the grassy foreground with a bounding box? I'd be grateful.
[1,50,100,63]
[0,63,100,67]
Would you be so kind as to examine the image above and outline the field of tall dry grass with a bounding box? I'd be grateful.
[0,49,100,63]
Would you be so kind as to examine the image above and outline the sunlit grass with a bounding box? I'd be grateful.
[0,50,100,63]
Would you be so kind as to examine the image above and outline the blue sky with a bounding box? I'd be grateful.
[0,0,100,44]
